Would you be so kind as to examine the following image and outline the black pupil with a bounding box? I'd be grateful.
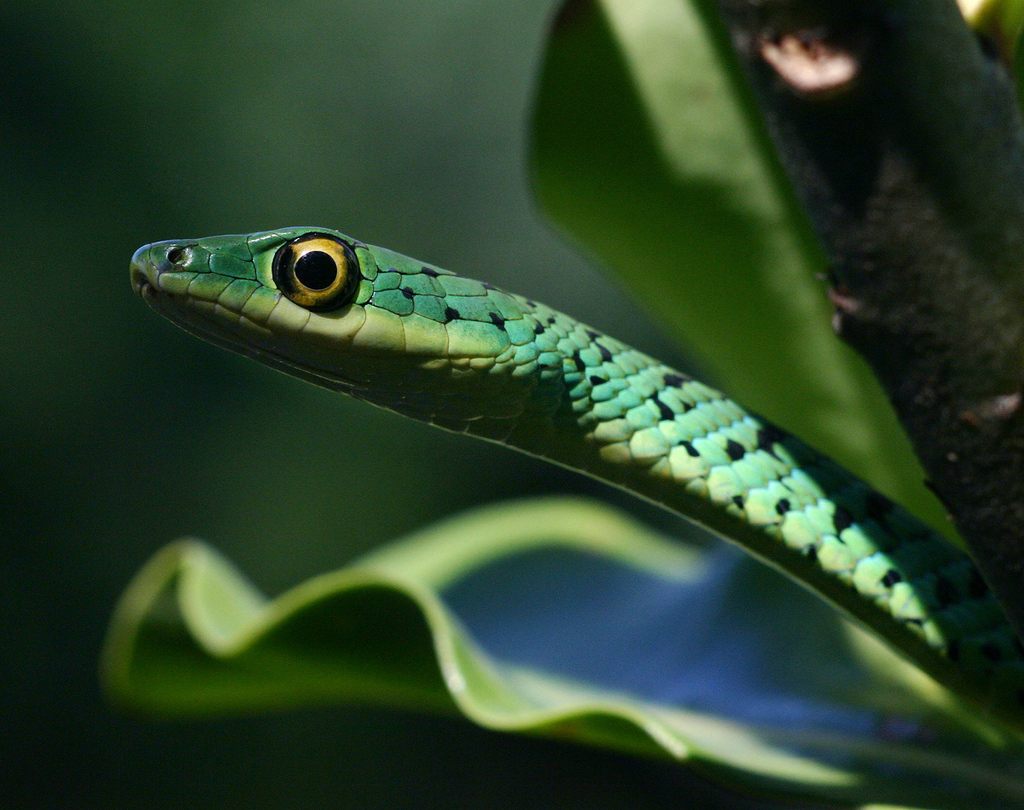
[293,250,338,290]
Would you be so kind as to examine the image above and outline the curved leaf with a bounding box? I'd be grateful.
[104,498,1024,807]
[530,0,952,536]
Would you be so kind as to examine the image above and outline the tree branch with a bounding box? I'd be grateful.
[714,0,1024,641]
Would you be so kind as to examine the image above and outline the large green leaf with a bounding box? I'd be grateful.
[104,498,1024,808]
[530,0,952,537]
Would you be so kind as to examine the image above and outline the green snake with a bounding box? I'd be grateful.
[130,226,1024,730]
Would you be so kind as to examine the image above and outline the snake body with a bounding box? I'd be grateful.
[131,226,1024,727]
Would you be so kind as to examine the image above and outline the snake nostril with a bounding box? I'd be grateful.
[166,246,185,265]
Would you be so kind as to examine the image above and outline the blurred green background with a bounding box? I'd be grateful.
[0,1,747,806]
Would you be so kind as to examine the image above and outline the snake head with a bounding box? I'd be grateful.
[130,227,557,424]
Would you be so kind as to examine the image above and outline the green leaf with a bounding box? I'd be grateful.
[104,498,1024,808]
[530,0,953,537]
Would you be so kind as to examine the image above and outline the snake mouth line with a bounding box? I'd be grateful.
[136,280,370,396]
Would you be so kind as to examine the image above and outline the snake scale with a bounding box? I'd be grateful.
[130,226,1024,730]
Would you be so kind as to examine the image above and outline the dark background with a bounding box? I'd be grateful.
[0,1,769,807]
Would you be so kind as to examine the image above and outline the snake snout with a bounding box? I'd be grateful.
[130,243,156,297]
[131,241,191,298]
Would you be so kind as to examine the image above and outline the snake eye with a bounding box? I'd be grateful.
[273,233,359,311]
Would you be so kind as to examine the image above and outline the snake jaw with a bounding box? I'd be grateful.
[131,241,380,397]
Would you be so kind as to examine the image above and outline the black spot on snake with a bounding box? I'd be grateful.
[682,441,700,458]
[662,373,687,388]
[597,343,613,362]
[776,498,791,515]
[653,395,674,421]
[725,439,745,461]
[585,329,600,340]
[533,322,545,335]
[421,266,439,277]
[832,506,853,532]
[489,312,505,329]
[756,425,787,456]
[401,287,415,299]
[805,545,818,562]
[881,569,903,588]
[589,375,605,386]
[444,306,460,321]
[571,351,586,372]
[732,495,745,509]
